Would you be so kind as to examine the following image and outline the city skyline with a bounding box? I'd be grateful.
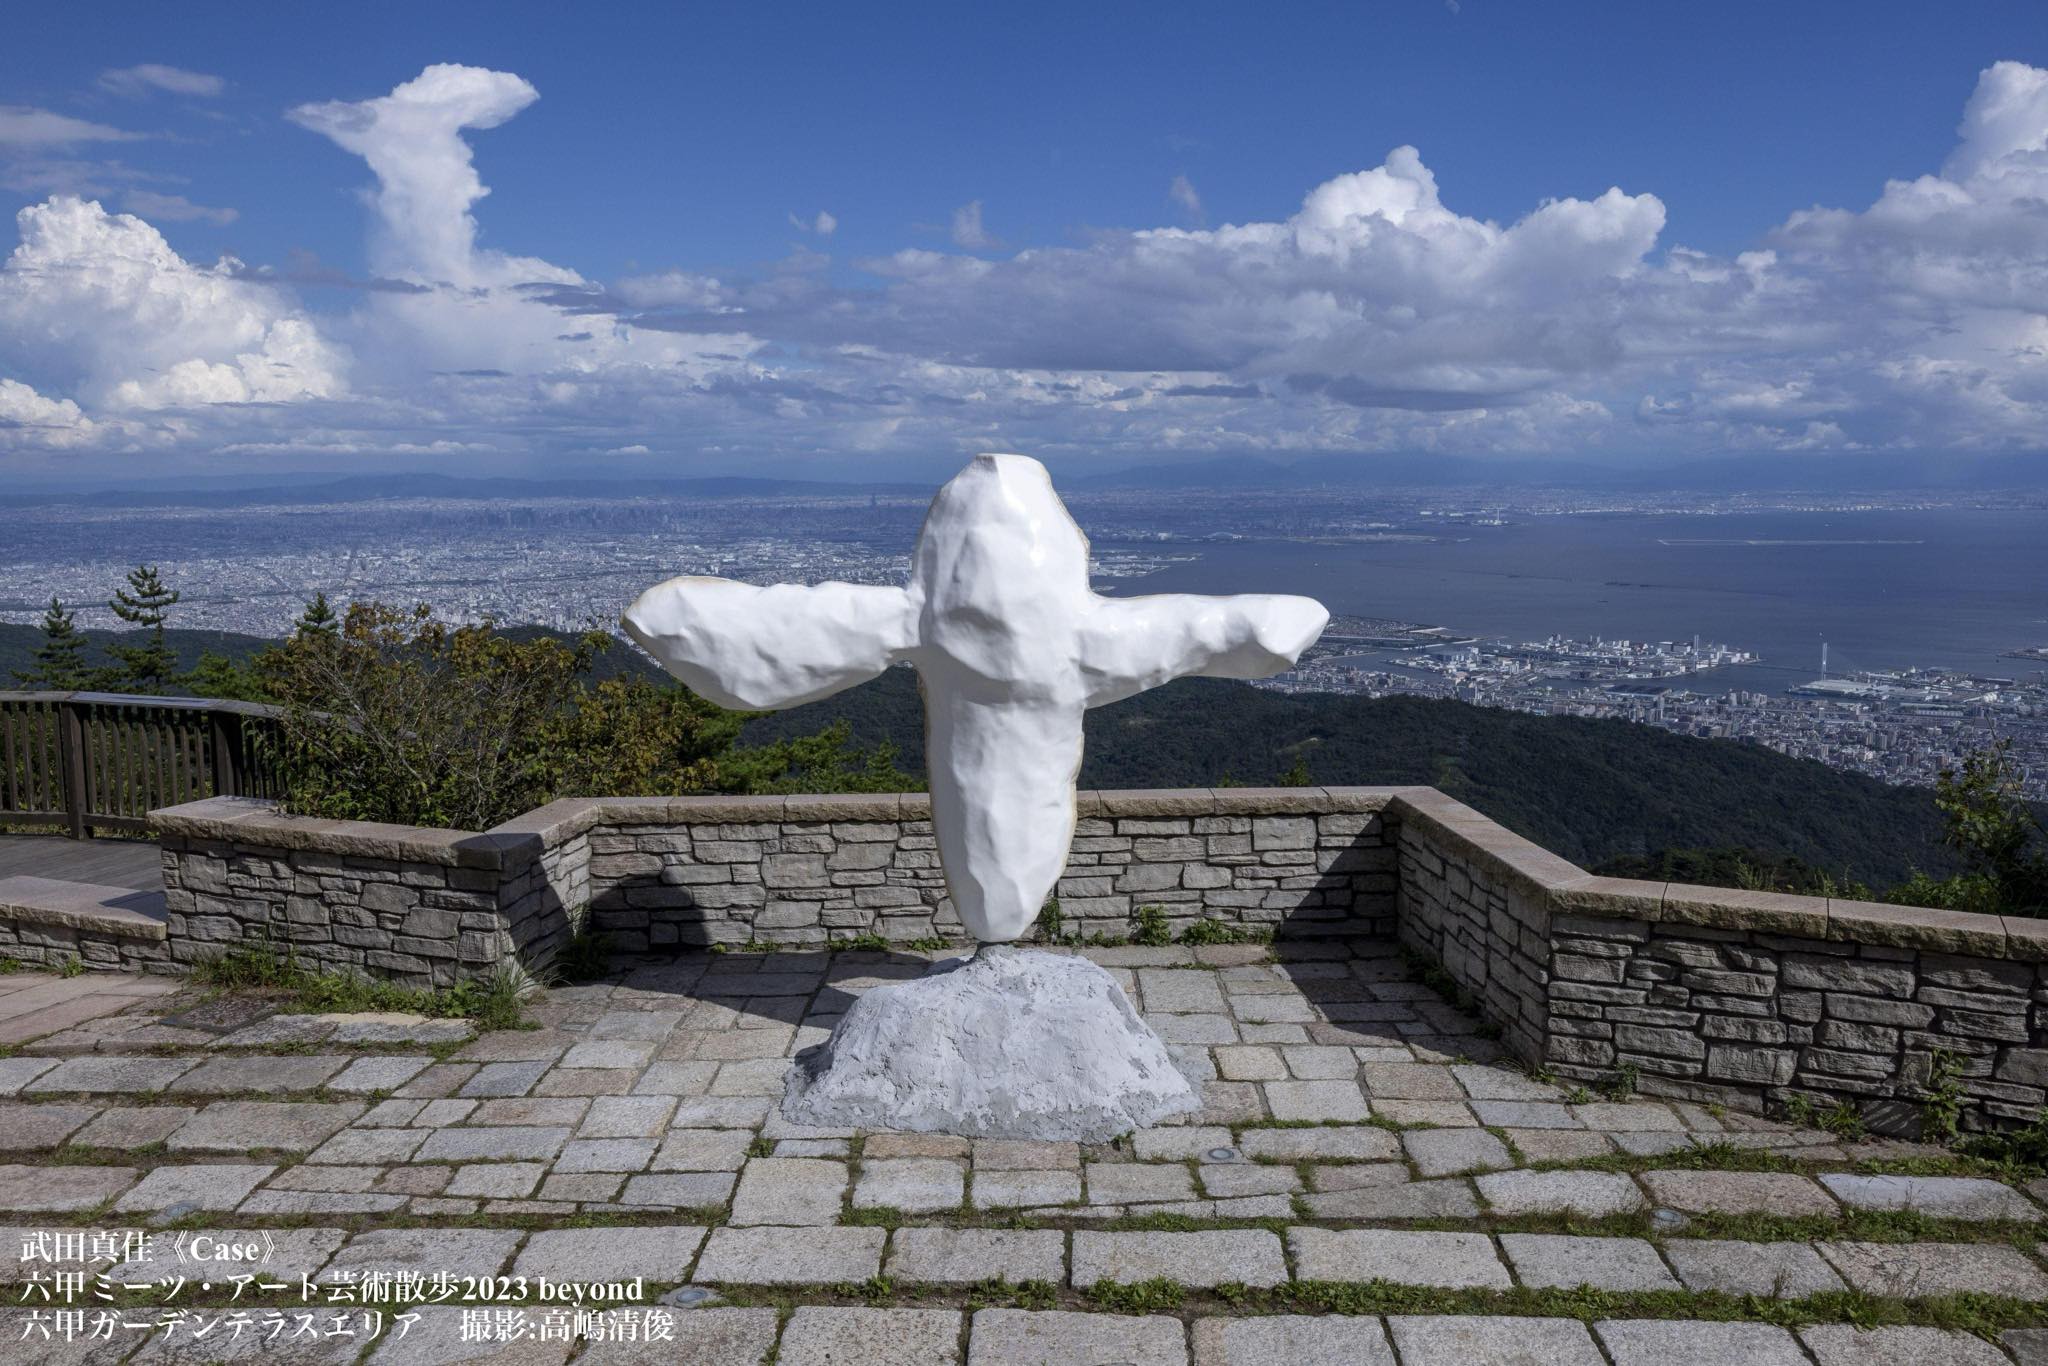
[1,4,2045,479]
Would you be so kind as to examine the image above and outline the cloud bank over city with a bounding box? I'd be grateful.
[1,59,2045,471]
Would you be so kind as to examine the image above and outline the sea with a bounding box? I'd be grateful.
[1100,506,2048,694]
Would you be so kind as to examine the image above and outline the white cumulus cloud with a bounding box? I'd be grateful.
[0,196,346,411]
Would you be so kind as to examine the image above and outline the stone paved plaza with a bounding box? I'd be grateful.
[4,939,2048,1363]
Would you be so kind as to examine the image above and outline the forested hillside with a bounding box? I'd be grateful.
[744,667,1961,886]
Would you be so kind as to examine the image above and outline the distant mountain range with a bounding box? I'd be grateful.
[0,622,1964,887]
[8,450,2046,508]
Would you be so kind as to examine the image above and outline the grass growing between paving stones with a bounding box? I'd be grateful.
[191,939,532,1030]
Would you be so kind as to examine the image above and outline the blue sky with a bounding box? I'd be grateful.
[1,1,2044,479]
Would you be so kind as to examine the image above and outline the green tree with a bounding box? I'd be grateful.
[295,592,339,637]
[13,597,91,689]
[1277,754,1313,787]
[1883,741,2048,917]
[102,565,181,694]
[183,651,274,703]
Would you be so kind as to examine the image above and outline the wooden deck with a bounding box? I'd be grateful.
[0,835,161,890]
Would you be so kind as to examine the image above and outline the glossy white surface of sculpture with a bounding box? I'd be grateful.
[623,452,1329,943]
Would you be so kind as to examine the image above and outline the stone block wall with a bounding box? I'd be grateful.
[154,797,552,987]
[547,790,1401,951]
[152,785,2048,1133]
[1390,789,2048,1135]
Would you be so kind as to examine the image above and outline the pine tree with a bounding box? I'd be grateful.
[13,597,90,689]
[296,591,339,637]
[102,565,181,695]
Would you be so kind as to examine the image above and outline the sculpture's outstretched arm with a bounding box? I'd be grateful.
[623,577,919,710]
[1075,592,1329,708]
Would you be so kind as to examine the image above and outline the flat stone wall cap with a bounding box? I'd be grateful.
[1204,787,1328,814]
[782,793,906,822]
[1387,787,1492,825]
[454,832,539,869]
[0,876,168,940]
[292,820,485,867]
[1551,877,1667,919]
[2001,916,2048,963]
[1827,897,2008,958]
[1662,883,1828,938]
[150,796,282,840]
[1315,786,1410,812]
[898,792,933,820]
[575,795,791,825]
[1082,790,1220,817]
[488,799,604,845]
[1404,805,1587,897]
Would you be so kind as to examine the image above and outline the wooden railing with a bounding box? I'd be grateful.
[0,692,284,838]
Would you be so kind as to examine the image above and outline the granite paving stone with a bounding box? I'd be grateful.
[167,1100,363,1153]
[536,1172,623,1202]
[511,1226,706,1281]
[866,1133,971,1160]
[168,1055,346,1094]
[1448,1066,1564,1101]
[1819,1240,2048,1298]
[33,1056,195,1094]
[652,1128,754,1171]
[1197,1163,1299,1196]
[853,1157,964,1212]
[1191,1315,1396,1365]
[1818,1173,2042,1221]
[693,1226,886,1284]
[1286,1228,1510,1288]
[618,1172,736,1208]
[968,1309,1186,1366]
[1402,1128,1512,1177]
[1595,1320,1809,1366]
[971,1140,1078,1170]
[729,1157,848,1224]
[470,1098,588,1126]
[1385,1315,1605,1366]
[318,1229,524,1283]
[114,1162,274,1212]
[1369,1100,1476,1127]
[0,1058,58,1095]
[1073,1230,1288,1288]
[1235,1127,1398,1161]
[1086,1162,1195,1204]
[1641,1170,1837,1216]
[2004,1329,2048,1365]
[237,1190,406,1215]
[1302,1178,1480,1219]
[459,1061,554,1098]
[578,1095,677,1138]
[1799,1324,2013,1365]
[305,1127,429,1164]
[329,1056,433,1094]
[972,1169,1081,1209]
[553,1138,658,1172]
[0,1163,134,1210]
[573,1307,777,1366]
[1500,1234,1679,1291]
[1470,1101,1580,1129]
[886,1229,1066,1285]
[1570,1102,1682,1131]
[1663,1239,1847,1296]
[1362,1063,1465,1099]
[561,1040,658,1070]
[1475,1170,1643,1217]
[1264,1080,1370,1122]
[412,1125,571,1163]
[135,1325,364,1364]
[0,1102,99,1150]
[67,1105,194,1149]
[1213,1047,1286,1081]
[778,1307,963,1366]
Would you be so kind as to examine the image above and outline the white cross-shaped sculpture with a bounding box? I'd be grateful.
[623,453,1328,943]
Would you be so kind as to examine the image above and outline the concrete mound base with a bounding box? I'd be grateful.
[782,946,1200,1141]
